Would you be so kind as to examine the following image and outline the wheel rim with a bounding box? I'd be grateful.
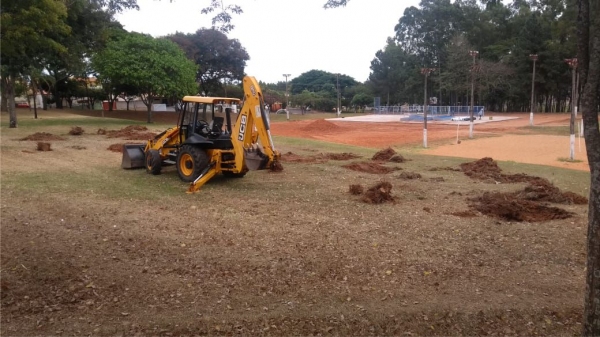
[146,153,153,169]
[179,153,194,177]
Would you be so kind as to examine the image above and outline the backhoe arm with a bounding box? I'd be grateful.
[232,76,281,171]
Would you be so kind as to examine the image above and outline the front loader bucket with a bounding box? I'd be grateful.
[121,144,146,169]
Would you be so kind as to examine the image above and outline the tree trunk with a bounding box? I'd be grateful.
[143,95,153,123]
[578,0,600,335]
[1,77,8,112]
[31,78,39,119]
[7,75,17,128]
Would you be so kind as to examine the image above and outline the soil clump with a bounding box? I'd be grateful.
[36,142,52,151]
[348,184,364,195]
[342,161,399,174]
[323,152,361,160]
[361,181,395,204]
[68,126,84,135]
[107,143,127,153]
[469,192,574,222]
[398,172,422,180]
[21,132,65,141]
[460,157,543,184]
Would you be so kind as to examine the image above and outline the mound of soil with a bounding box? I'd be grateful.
[389,154,406,163]
[323,152,361,160]
[280,152,327,164]
[68,126,84,135]
[302,119,342,132]
[460,157,543,184]
[106,125,155,140]
[429,166,461,172]
[398,171,422,180]
[372,147,396,161]
[515,179,588,205]
[21,132,65,141]
[361,181,395,204]
[270,161,284,172]
[37,142,52,151]
[107,143,125,153]
[469,192,573,222]
[461,158,587,215]
[348,184,364,195]
[342,161,399,174]
[97,128,107,135]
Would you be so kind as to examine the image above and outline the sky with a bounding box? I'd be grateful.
[115,0,420,84]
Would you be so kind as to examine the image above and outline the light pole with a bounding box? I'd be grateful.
[529,54,538,126]
[336,73,341,117]
[565,58,577,160]
[283,74,291,120]
[421,67,435,148]
[468,50,479,139]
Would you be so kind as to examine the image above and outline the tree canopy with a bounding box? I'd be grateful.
[167,29,249,96]
[92,32,197,122]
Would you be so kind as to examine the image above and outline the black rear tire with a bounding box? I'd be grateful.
[177,145,210,182]
[145,149,162,175]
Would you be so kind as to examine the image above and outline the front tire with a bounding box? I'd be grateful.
[177,145,209,182]
[145,149,162,175]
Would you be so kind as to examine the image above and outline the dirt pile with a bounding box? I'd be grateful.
[460,157,587,221]
[469,192,574,222]
[302,119,341,132]
[398,171,422,180]
[270,161,284,172]
[348,184,364,195]
[460,157,542,184]
[348,181,395,204]
[372,147,407,163]
[106,125,156,140]
[323,152,361,160]
[107,143,126,153]
[21,132,65,141]
[280,152,327,164]
[362,181,395,204]
[342,162,399,174]
[515,179,588,204]
[372,147,395,161]
[36,142,52,151]
[68,126,84,135]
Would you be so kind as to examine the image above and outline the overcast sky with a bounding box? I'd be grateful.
[115,0,420,84]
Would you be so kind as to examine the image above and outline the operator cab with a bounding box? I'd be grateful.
[178,96,241,149]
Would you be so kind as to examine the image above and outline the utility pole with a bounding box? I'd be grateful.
[529,54,538,126]
[283,74,291,120]
[564,58,577,160]
[421,67,435,148]
[336,73,341,117]
[468,50,479,139]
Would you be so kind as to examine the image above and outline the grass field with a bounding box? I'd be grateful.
[0,109,591,336]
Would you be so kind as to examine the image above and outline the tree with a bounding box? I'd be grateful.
[167,29,249,96]
[200,0,242,33]
[42,0,118,109]
[92,32,197,123]
[577,1,600,334]
[1,0,70,127]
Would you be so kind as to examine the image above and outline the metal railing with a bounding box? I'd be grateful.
[374,105,485,116]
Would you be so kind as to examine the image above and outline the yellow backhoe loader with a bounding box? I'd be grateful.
[121,76,282,193]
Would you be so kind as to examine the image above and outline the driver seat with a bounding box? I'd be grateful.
[211,117,224,134]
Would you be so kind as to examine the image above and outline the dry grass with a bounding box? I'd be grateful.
[0,109,591,336]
